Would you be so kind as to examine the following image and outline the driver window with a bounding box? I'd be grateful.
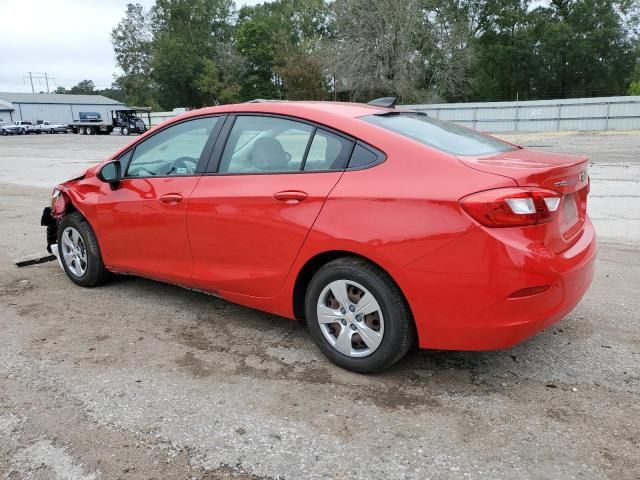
[126,116,219,178]
[219,116,314,173]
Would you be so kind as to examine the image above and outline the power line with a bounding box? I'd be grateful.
[22,72,56,93]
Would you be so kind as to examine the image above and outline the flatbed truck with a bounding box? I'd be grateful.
[68,108,151,136]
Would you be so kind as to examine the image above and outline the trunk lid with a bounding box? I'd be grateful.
[460,148,590,253]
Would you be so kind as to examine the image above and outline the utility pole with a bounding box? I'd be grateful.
[24,72,35,93]
[22,72,55,93]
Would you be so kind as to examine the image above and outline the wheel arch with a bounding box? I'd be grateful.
[55,190,101,247]
[291,250,414,324]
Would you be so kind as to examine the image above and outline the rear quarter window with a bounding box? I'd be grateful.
[348,144,380,169]
[361,113,516,157]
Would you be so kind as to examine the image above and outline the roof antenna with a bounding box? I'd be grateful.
[367,97,396,108]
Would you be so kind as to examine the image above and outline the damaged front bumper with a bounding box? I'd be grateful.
[41,207,63,269]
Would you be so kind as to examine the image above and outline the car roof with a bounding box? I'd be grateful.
[163,101,402,142]
[180,101,392,121]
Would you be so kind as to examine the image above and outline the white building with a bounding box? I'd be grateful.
[0,92,125,124]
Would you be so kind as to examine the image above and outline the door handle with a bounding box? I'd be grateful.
[273,190,308,204]
[158,193,183,204]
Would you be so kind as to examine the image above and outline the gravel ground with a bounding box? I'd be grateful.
[0,132,638,479]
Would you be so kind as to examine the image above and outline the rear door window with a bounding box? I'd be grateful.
[219,116,314,173]
[303,129,353,171]
[361,113,516,156]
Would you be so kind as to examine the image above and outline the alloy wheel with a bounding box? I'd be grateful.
[61,226,88,277]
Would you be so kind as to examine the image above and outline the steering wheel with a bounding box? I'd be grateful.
[167,156,197,175]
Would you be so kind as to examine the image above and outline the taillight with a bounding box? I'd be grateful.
[460,187,562,227]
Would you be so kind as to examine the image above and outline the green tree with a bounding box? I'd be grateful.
[96,85,127,104]
[194,55,242,104]
[470,0,536,101]
[469,0,639,101]
[421,0,479,101]
[111,3,158,108]
[151,0,233,108]
[276,45,328,100]
[69,80,96,94]
[236,0,331,101]
[531,0,637,98]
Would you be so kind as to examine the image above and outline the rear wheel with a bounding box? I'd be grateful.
[79,127,86,135]
[57,212,110,287]
[305,257,414,373]
[121,126,129,136]
[86,126,94,135]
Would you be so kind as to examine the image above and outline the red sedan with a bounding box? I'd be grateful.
[42,99,596,372]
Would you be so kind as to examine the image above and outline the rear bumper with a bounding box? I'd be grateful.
[395,219,597,350]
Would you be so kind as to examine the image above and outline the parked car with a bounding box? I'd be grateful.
[0,121,21,135]
[35,121,69,134]
[14,120,36,134]
[41,99,596,373]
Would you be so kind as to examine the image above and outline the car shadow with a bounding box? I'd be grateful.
[102,274,569,391]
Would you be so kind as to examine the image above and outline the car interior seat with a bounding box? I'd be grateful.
[250,137,290,171]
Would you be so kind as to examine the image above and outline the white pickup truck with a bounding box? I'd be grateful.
[34,121,69,134]
[14,121,36,134]
[0,121,21,135]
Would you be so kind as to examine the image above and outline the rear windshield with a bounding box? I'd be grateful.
[361,113,516,156]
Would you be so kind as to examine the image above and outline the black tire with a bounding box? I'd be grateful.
[121,126,130,136]
[57,212,110,287]
[79,127,85,135]
[87,126,94,135]
[305,257,415,373]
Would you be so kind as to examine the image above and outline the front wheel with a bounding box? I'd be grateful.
[121,126,129,136]
[305,257,414,373]
[57,212,110,287]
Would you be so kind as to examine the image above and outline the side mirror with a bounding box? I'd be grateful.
[98,160,122,190]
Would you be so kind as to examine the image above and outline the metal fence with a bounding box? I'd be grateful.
[403,96,640,132]
[145,96,640,132]
[146,108,189,127]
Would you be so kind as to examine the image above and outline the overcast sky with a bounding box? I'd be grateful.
[0,0,262,93]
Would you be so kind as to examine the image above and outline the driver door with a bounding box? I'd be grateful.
[95,116,222,284]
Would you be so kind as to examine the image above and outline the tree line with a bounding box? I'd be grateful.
[67,0,640,109]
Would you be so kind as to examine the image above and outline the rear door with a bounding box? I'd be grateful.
[187,114,354,297]
[96,116,222,284]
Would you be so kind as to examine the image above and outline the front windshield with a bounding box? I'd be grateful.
[361,112,516,157]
